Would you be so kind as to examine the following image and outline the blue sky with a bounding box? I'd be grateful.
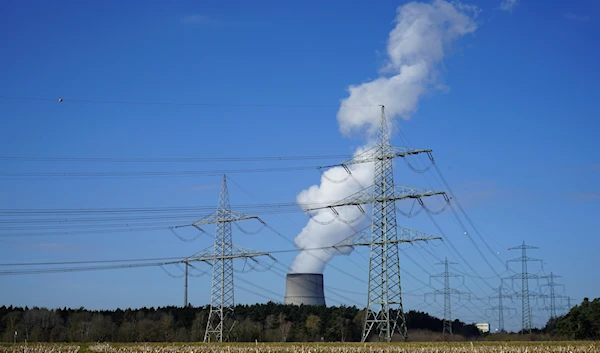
[1,0,599,332]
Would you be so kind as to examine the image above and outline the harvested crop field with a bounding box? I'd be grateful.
[1,342,600,353]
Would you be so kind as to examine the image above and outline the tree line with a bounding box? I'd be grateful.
[545,297,600,340]
[3,297,596,343]
[0,303,481,342]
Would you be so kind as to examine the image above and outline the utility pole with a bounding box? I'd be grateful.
[190,175,271,343]
[487,285,516,332]
[308,106,447,342]
[426,258,468,334]
[503,241,542,333]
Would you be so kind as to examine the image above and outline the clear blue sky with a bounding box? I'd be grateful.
[1,0,599,333]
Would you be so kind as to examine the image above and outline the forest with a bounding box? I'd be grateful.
[0,297,598,342]
[0,303,480,342]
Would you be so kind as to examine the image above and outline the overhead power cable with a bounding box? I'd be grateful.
[234,284,280,303]
[392,126,502,298]
[0,95,378,108]
[0,256,188,267]
[0,154,350,163]
[446,203,502,277]
[0,166,320,178]
[226,175,369,285]
[432,163,506,266]
[394,124,505,266]
[0,261,182,275]
[0,239,385,274]
[0,226,171,238]
[0,202,330,215]
[426,212,494,292]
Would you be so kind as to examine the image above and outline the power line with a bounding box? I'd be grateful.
[0,240,396,271]
[432,163,506,267]
[0,200,348,238]
[0,95,379,107]
[0,201,332,216]
[0,226,172,238]
[393,125,507,293]
[0,166,321,178]
[0,261,183,275]
[0,256,189,267]
[225,175,370,285]
[0,154,350,163]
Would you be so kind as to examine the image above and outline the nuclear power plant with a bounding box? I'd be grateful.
[284,273,326,306]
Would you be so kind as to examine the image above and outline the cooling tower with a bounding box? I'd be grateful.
[284,273,326,306]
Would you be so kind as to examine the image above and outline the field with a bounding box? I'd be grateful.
[1,342,600,353]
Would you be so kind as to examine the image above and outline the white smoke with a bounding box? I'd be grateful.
[290,0,478,274]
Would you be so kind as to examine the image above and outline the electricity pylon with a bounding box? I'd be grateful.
[566,296,573,314]
[487,285,516,332]
[184,261,188,307]
[503,241,542,334]
[540,272,565,320]
[425,258,468,334]
[191,175,272,342]
[308,106,448,342]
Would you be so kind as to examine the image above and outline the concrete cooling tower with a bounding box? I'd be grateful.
[284,273,326,306]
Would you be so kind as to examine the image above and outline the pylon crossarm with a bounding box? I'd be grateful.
[503,273,543,282]
[426,288,469,296]
[506,256,543,264]
[392,185,446,200]
[450,289,470,298]
[318,146,432,169]
[425,290,446,298]
[429,272,460,285]
[331,225,441,249]
[353,237,440,248]
[430,271,462,278]
[508,243,539,250]
[187,252,272,263]
[486,307,517,313]
[186,246,214,260]
[193,212,258,226]
[332,231,371,248]
[396,226,441,241]
[305,185,446,212]
[502,291,545,299]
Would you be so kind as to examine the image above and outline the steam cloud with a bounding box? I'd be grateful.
[290,0,478,274]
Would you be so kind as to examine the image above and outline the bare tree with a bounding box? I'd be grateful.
[278,313,292,342]
[305,314,321,341]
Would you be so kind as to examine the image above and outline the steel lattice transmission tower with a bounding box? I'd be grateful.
[487,285,516,332]
[307,106,448,342]
[540,272,565,320]
[191,175,270,342]
[503,241,542,334]
[426,258,468,334]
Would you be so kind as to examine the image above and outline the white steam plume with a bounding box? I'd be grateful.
[290,0,478,274]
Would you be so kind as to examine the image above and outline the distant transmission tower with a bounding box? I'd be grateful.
[503,241,542,333]
[566,296,573,313]
[189,175,272,342]
[540,272,565,320]
[308,106,448,342]
[426,258,468,334]
[487,285,516,332]
[184,261,188,307]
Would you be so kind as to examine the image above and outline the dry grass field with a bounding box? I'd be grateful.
[1,342,600,353]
